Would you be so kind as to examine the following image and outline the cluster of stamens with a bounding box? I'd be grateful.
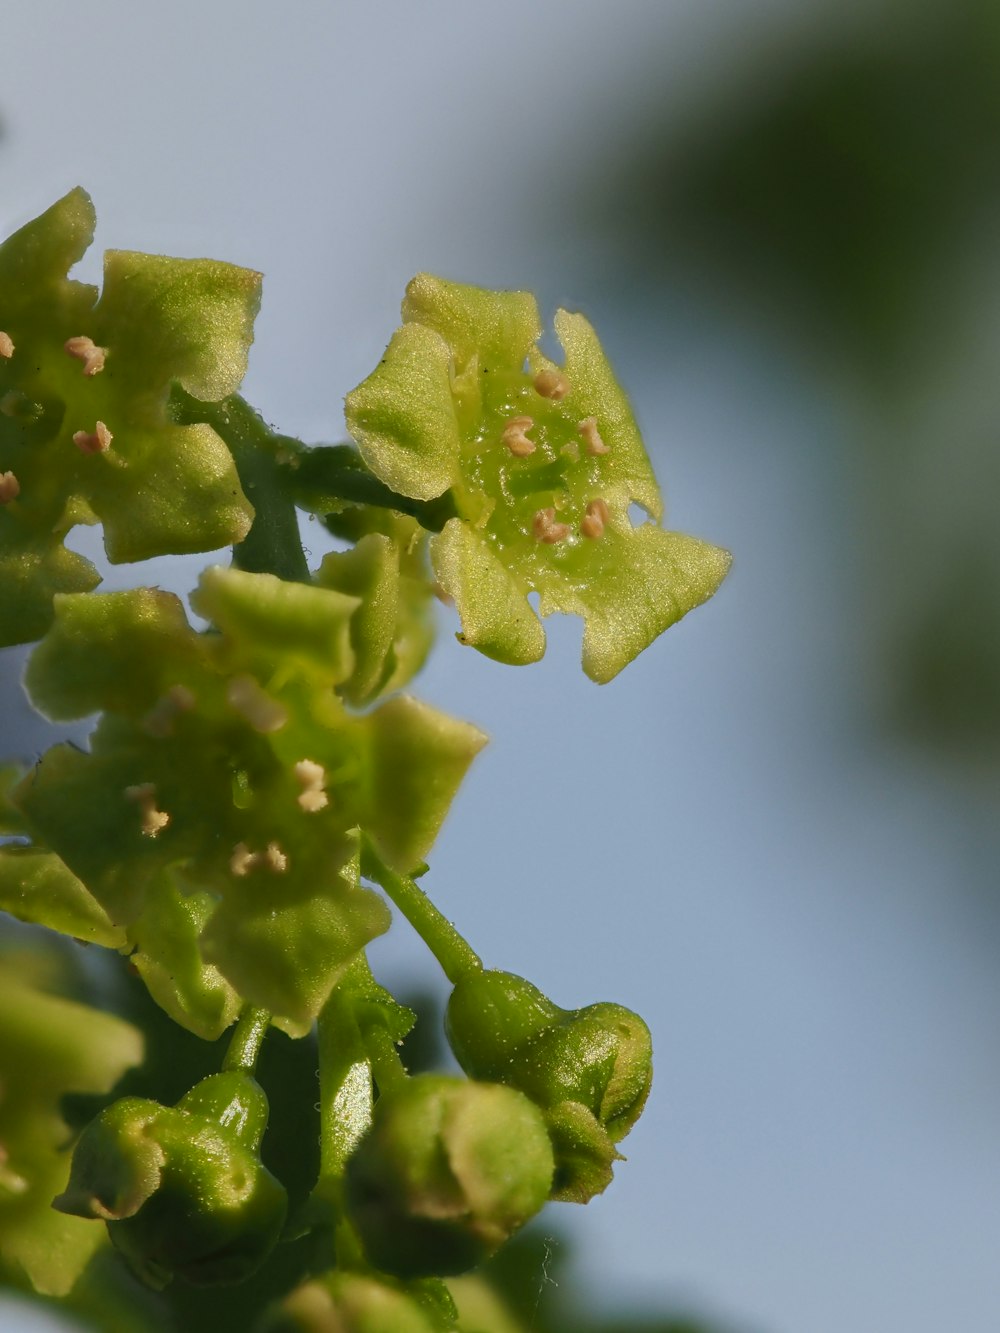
[124,783,170,839]
[64,335,107,377]
[229,841,288,877]
[532,508,572,544]
[293,759,328,812]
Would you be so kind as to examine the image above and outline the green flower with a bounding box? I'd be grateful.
[12,568,486,1029]
[259,1272,450,1332]
[0,189,259,646]
[0,962,142,1296]
[345,275,730,682]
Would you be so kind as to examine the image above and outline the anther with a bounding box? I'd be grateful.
[229,841,288,876]
[124,783,170,838]
[534,368,570,400]
[581,497,610,540]
[578,417,609,456]
[73,421,112,453]
[501,415,536,457]
[0,472,19,504]
[227,675,288,733]
[533,507,572,544]
[293,759,328,812]
[0,332,13,359]
[64,335,107,376]
[142,684,196,738]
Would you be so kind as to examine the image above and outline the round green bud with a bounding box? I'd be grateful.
[516,1002,653,1143]
[54,1073,287,1288]
[345,1074,553,1279]
[446,972,652,1144]
[259,1272,444,1333]
[445,970,563,1083]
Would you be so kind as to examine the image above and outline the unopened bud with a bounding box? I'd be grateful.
[346,1074,553,1278]
[260,1272,442,1332]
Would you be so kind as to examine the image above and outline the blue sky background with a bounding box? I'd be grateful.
[3,3,1000,1330]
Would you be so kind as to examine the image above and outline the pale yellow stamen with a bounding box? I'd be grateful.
[142,684,196,738]
[125,783,170,838]
[293,759,328,812]
[227,674,288,733]
[579,416,609,456]
[581,496,610,540]
[261,842,288,873]
[501,414,536,458]
[0,332,13,359]
[230,841,288,876]
[0,472,19,504]
[533,507,572,544]
[73,421,112,453]
[64,335,107,376]
[534,368,570,400]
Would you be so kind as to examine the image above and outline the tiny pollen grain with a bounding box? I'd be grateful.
[501,415,536,457]
[124,783,170,838]
[230,841,289,876]
[293,759,329,812]
[64,335,108,376]
[227,674,289,733]
[581,496,610,540]
[533,368,570,400]
[579,417,609,455]
[0,332,13,359]
[73,421,112,453]
[533,507,572,544]
[142,684,196,738]
[0,472,20,504]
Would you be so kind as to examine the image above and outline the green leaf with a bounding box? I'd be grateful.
[0,847,125,947]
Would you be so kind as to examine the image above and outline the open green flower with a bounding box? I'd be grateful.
[0,189,258,646]
[12,567,485,1029]
[345,275,730,683]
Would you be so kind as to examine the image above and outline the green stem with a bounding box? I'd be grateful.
[316,980,373,1184]
[360,838,482,985]
[170,386,309,582]
[222,1005,271,1073]
[361,1021,408,1096]
[290,445,457,532]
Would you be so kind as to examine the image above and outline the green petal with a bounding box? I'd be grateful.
[538,524,732,684]
[345,321,462,502]
[403,273,541,373]
[200,847,391,1028]
[0,847,126,947]
[318,533,401,706]
[362,693,487,873]
[545,309,662,519]
[94,250,262,402]
[192,565,359,684]
[431,519,545,666]
[90,421,253,563]
[0,187,97,330]
[128,876,242,1041]
[25,587,202,721]
[0,527,101,649]
[0,967,142,1295]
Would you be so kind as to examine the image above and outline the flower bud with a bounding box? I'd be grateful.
[259,1272,445,1332]
[446,972,652,1143]
[345,1074,553,1278]
[54,1073,287,1288]
[444,970,562,1082]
